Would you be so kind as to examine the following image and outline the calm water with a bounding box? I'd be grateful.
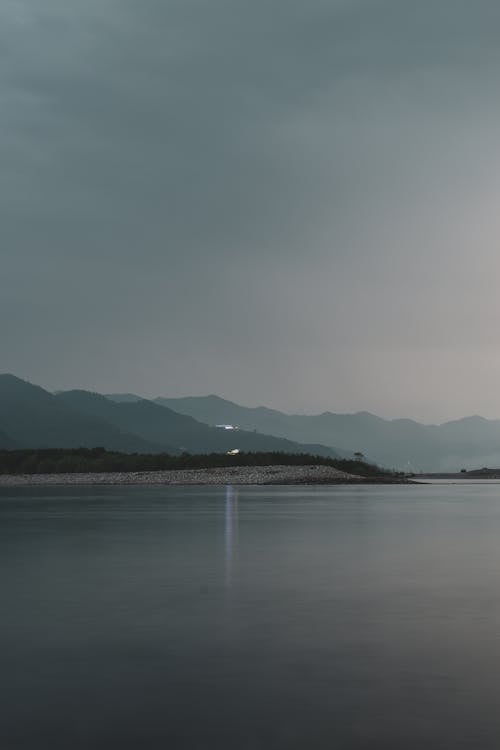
[2,483,500,749]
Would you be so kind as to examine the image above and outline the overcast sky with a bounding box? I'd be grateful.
[2,0,500,422]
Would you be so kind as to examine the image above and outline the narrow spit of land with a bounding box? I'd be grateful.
[0,449,410,485]
[0,465,360,486]
[0,465,413,486]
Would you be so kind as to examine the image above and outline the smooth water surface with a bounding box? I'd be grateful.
[2,483,500,749]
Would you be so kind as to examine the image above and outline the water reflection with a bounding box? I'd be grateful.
[224,485,238,588]
[5,485,500,748]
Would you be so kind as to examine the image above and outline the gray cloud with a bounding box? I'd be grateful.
[3,0,500,420]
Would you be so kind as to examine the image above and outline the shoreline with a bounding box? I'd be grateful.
[0,464,408,487]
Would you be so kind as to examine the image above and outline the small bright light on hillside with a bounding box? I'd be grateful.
[227,448,240,455]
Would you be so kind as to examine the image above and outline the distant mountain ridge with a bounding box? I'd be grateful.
[5,374,500,470]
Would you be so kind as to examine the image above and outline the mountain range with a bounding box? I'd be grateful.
[4,374,500,470]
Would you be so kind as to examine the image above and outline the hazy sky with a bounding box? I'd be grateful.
[3,0,500,422]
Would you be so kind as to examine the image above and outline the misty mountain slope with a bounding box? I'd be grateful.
[58,390,339,456]
[288,412,436,469]
[423,416,500,469]
[155,395,347,455]
[0,375,163,452]
[155,394,289,430]
[157,395,500,471]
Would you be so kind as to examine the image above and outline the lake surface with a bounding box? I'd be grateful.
[2,483,500,749]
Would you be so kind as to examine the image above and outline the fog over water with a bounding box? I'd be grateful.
[2,1,500,421]
[3,483,500,748]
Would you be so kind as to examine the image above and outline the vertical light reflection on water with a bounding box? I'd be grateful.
[225,485,239,589]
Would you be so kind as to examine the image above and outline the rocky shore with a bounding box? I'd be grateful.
[0,464,367,486]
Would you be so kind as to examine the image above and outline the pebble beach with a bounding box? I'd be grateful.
[0,464,362,486]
